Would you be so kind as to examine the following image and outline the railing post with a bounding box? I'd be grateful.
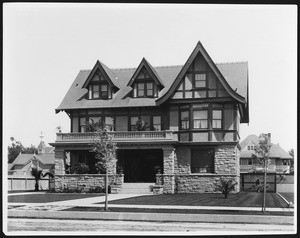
[11,177,13,191]
[25,177,27,190]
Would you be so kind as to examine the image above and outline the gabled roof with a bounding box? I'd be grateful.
[239,135,293,160]
[12,153,55,166]
[156,41,246,105]
[56,41,249,122]
[127,58,164,87]
[82,60,120,89]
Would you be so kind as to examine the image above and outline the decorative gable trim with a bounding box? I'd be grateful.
[127,58,164,88]
[82,60,119,90]
[156,41,246,105]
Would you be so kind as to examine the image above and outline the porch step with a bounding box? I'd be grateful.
[119,183,154,194]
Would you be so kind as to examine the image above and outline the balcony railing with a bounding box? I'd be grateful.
[240,165,290,173]
[56,130,177,143]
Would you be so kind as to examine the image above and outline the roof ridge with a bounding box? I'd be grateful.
[216,61,248,65]
[111,65,183,71]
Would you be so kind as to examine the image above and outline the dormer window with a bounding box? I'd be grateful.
[88,74,112,99]
[133,81,158,98]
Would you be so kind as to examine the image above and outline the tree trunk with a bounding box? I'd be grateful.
[35,180,39,191]
[105,170,108,211]
[262,161,267,213]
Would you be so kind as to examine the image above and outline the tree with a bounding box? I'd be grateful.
[252,133,271,213]
[31,167,54,191]
[8,137,38,164]
[91,125,117,211]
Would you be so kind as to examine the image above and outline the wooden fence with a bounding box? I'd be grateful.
[8,177,55,191]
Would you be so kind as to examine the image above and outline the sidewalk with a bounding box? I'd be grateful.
[7,193,294,225]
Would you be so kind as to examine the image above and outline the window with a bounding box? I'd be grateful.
[212,110,222,129]
[248,159,253,165]
[153,116,161,131]
[101,84,108,99]
[146,83,153,96]
[92,85,99,98]
[137,83,145,97]
[105,117,114,131]
[135,82,156,98]
[193,110,208,129]
[180,111,189,129]
[130,117,139,131]
[191,149,214,173]
[248,146,250,150]
[195,73,206,88]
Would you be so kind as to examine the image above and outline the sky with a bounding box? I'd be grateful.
[3,3,297,154]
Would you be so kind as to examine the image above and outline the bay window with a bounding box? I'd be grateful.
[193,110,208,129]
[180,111,189,130]
[212,110,222,129]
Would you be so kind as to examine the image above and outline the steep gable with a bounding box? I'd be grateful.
[127,58,164,98]
[157,41,245,104]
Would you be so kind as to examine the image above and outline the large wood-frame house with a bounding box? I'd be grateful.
[51,41,249,194]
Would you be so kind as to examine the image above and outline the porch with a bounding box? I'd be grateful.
[55,131,176,144]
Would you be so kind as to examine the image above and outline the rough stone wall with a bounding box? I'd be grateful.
[174,147,191,174]
[54,148,65,175]
[55,174,124,192]
[173,144,240,193]
[214,145,238,174]
[162,147,175,194]
[175,174,239,193]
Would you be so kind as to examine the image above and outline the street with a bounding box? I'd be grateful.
[6,218,295,235]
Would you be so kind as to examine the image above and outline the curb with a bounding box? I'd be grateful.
[8,210,294,225]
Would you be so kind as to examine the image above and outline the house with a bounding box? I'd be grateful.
[50,41,249,194]
[239,134,293,173]
[9,139,55,177]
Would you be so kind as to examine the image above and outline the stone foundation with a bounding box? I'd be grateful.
[55,174,124,192]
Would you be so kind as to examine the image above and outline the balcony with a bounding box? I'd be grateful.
[55,130,177,144]
[240,165,290,174]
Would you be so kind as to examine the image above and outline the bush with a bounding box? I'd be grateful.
[216,179,237,198]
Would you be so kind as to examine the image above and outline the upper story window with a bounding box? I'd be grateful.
[195,73,207,88]
[132,67,158,98]
[180,110,189,130]
[212,110,222,129]
[88,74,112,100]
[153,116,162,131]
[193,110,208,129]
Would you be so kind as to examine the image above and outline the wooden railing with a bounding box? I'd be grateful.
[56,130,176,143]
[240,165,290,173]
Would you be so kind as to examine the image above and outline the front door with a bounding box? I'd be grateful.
[117,149,163,182]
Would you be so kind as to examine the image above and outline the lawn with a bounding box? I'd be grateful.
[8,193,103,203]
[99,192,288,208]
[279,193,294,203]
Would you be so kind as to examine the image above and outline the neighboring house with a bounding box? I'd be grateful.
[51,41,249,194]
[8,141,55,177]
[239,134,293,174]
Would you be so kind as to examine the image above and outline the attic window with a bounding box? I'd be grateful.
[195,73,207,88]
[88,74,112,99]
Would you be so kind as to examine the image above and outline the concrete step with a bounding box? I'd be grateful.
[119,183,154,194]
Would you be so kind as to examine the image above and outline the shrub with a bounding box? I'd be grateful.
[216,179,237,198]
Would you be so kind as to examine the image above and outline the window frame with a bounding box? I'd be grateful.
[135,81,156,98]
[191,149,214,173]
[194,73,207,88]
[180,110,190,130]
[193,109,208,129]
[212,109,223,129]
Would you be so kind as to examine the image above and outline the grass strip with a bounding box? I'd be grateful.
[62,206,294,216]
